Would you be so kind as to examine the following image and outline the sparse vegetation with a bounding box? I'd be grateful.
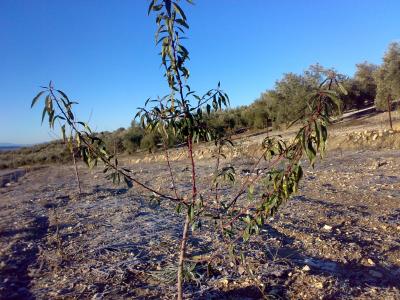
[0,2,399,299]
[3,41,398,170]
[374,42,400,110]
[0,141,70,170]
[29,1,348,299]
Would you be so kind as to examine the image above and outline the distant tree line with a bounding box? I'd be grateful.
[97,42,400,154]
[10,41,395,160]
[374,42,400,110]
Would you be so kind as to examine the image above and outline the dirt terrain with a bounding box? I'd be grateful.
[1,144,400,299]
[1,110,400,299]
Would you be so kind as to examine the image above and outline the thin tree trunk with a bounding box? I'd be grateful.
[177,214,190,300]
[177,136,197,300]
[387,94,393,130]
[71,148,81,194]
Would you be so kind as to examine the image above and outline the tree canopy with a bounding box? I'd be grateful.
[374,42,400,110]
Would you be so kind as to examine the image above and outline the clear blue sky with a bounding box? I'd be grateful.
[0,0,399,144]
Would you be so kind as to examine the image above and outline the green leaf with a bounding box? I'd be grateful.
[44,94,51,111]
[147,0,155,15]
[306,139,317,166]
[242,226,250,242]
[41,107,47,124]
[175,18,189,29]
[57,89,70,102]
[31,91,45,108]
[165,0,171,16]
[297,165,303,181]
[327,93,342,113]
[249,184,254,195]
[314,120,321,148]
[191,221,201,232]
[188,204,195,222]
[173,2,186,20]
[77,121,92,133]
[223,228,234,239]
[151,4,163,12]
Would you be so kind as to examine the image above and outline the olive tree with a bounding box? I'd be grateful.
[375,42,400,110]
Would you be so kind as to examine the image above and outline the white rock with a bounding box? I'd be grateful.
[367,258,375,266]
[302,265,311,272]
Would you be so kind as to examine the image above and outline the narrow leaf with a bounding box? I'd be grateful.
[31,91,45,108]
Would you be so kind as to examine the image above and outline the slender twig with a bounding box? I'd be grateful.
[50,89,182,203]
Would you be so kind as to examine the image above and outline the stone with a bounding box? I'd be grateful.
[302,265,311,272]
[367,258,375,266]
[238,266,245,275]
[322,224,333,231]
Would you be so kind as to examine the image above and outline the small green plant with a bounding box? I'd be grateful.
[32,1,346,298]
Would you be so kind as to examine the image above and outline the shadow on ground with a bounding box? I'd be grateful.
[0,216,49,300]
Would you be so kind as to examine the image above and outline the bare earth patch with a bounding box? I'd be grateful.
[1,149,399,299]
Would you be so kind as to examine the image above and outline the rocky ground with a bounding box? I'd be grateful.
[0,146,399,299]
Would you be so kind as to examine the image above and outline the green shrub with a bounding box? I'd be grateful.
[140,131,161,153]
[123,125,144,154]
